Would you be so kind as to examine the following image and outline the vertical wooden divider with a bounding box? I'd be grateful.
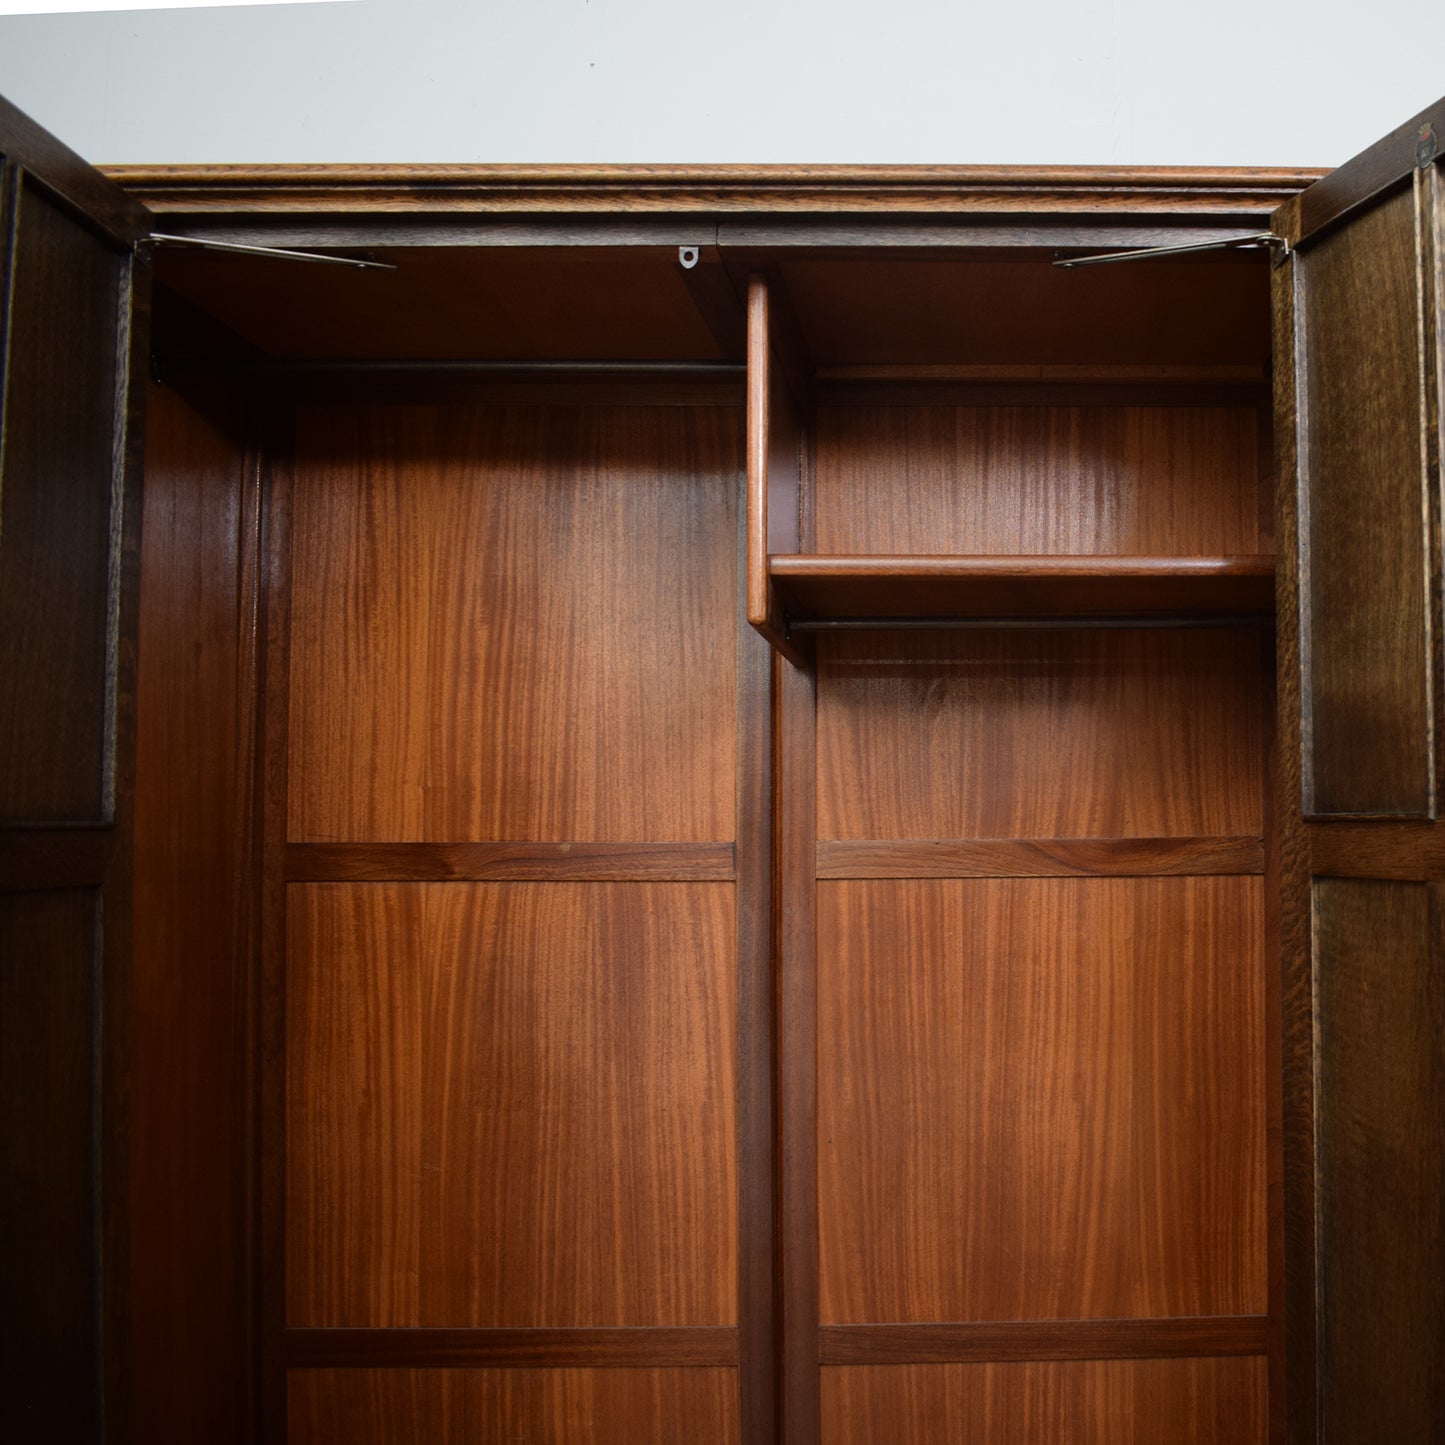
[777,653,818,1445]
[257,405,294,1443]
[737,476,778,1444]
[747,275,807,667]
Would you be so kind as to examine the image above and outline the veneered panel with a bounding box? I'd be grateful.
[819,1358,1266,1445]
[1314,879,1445,1443]
[0,888,100,1436]
[0,177,124,822]
[816,630,1264,841]
[817,877,1266,1324]
[131,382,254,1440]
[287,404,739,842]
[1299,182,1432,816]
[813,406,1262,556]
[780,255,1272,369]
[286,881,737,1327]
[287,1367,739,1445]
[156,247,727,362]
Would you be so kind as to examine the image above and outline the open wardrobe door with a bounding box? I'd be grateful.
[1272,95,1445,1443]
[0,97,152,1441]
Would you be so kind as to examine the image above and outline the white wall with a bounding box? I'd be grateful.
[0,0,1438,169]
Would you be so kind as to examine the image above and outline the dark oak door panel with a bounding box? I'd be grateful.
[1275,95,1445,1443]
[0,95,150,1445]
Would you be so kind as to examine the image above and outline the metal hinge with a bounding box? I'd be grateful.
[145,233,396,271]
[1053,232,1289,269]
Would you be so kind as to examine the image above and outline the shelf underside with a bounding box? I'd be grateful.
[770,554,1276,625]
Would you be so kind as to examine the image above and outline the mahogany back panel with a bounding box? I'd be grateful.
[819,1357,1268,1444]
[286,880,738,1328]
[274,397,751,1435]
[816,629,1265,841]
[288,1366,740,1444]
[816,875,1267,1324]
[813,404,1265,558]
[286,404,739,843]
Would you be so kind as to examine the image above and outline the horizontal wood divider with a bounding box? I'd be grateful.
[285,841,736,883]
[0,825,112,891]
[1308,821,1445,880]
[818,1316,1269,1366]
[816,836,1265,879]
[284,1327,740,1369]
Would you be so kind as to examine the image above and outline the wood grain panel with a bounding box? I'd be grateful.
[286,881,737,1328]
[778,255,1272,369]
[816,630,1264,841]
[819,1358,1267,1445]
[816,835,1263,879]
[285,840,734,882]
[0,888,100,1438]
[0,175,124,822]
[813,405,1262,556]
[288,1367,739,1445]
[1314,880,1445,1444]
[285,1326,738,1368]
[816,878,1266,1324]
[286,404,739,842]
[772,552,1274,622]
[1299,182,1432,816]
[819,1316,1267,1365]
[155,248,727,364]
[131,381,257,1442]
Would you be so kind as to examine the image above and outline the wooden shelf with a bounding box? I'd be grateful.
[769,554,1275,625]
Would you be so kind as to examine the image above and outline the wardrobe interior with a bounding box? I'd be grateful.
[130,238,1282,1442]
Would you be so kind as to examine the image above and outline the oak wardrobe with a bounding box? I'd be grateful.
[1,92,1442,1444]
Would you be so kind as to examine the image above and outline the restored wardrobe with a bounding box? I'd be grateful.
[1,93,1441,1443]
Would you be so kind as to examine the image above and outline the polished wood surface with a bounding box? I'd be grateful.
[777,657,821,1445]
[288,1368,739,1445]
[819,1315,1267,1365]
[0,888,101,1438]
[813,405,1263,556]
[285,840,734,882]
[286,403,739,843]
[155,247,727,364]
[771,553,1274,621]
[105,164,1318,227]
[131,381,258,1442]
[285,1326,738,1367]
[0,174,124,823]
[735,552,779,1442]
[816,877,1266,1325]
[285,881,737,1328]
[1314,879,1445,1443]
[746,275,807,662]
[784,257,1271,371]
[818,1358,1267,1444]
[816,630,1264,841]
[817,835,1263,878]
[1298,181,1432,816]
